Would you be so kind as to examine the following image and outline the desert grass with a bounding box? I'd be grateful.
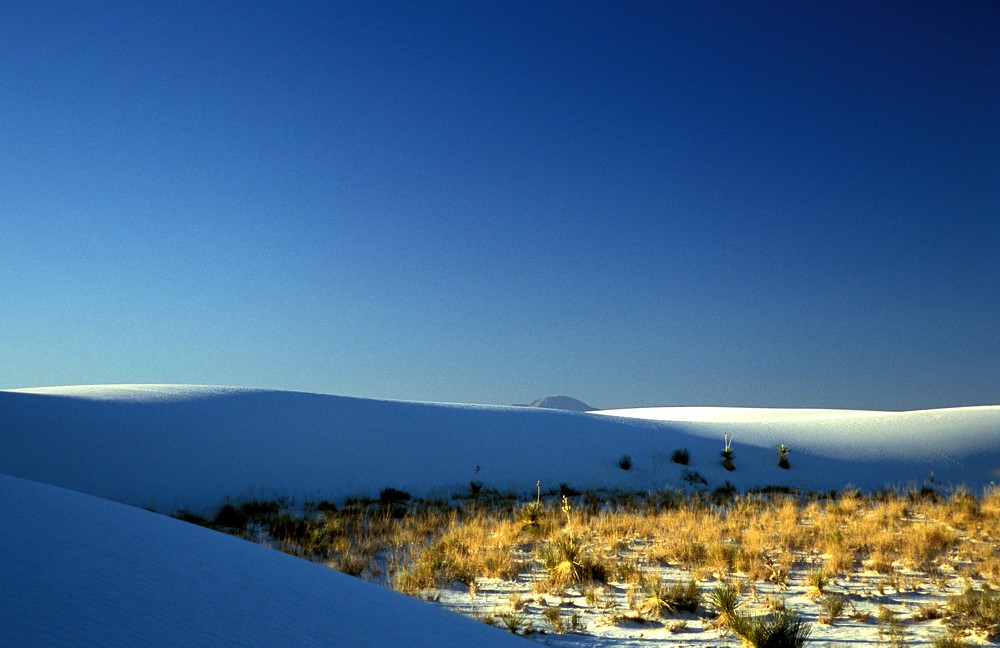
[181,483,1000,643]
[633,576,700,619]
[946,587,1000,639]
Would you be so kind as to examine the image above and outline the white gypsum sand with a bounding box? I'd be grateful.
[2,385,998,646]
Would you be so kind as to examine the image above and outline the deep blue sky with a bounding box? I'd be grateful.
[3,1,997,409]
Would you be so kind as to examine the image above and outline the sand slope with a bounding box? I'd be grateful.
[2,386,998,512]
[0,472,528,647]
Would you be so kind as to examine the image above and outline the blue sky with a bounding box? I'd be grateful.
[3,1,997,409]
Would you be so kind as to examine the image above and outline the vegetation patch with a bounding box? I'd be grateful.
[172,484,1000,646]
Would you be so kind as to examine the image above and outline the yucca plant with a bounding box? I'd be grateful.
[538,532,607,590]
[519,499,545,527]
[708,582,742,626]
[721,432,735,471]
[634,577,699,619]
[538,533,585,588]
[519,480,546,532]
[726,609,811,648]
[806,569,830,595]
[778,444,790,469]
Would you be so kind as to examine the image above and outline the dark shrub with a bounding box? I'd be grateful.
[559,483,581,498]
[379,487,412,518]
[379,487,411,505]
[175,511,212,528]
[213,503,248,529]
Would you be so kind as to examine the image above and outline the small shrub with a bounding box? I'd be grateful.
[930,633,972,648]
[819,593,846,624]
[233,499,282,523]
[806,569,830,595]
[913,602,945,621]
[618,454,633,471]
[497,609,525,634]
[559,483,581,498]
[712,481,737,504]
[309,500,338,514]
[668,619,687,633]
[175,511,212,528]
[379,488,411,518]
[671,448,690,465]
[268,513,311,546]
[726,609,811,648]
[541,607,564,633]
[379,487,410,503]
[212,503,248,529]
[615,558,641,583]
[681,470,707,486]
[327,552,371,577]
[877,606,908,647]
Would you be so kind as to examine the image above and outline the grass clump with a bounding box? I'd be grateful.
[819,593,846,624]
[681,470,707,487]
[541,607,564,633]
[671,448,690,465]
[947,587,1000,638]
[877,606,908,647]
[497,609,527,634]
[726,609,811,648]
[930,632,972,648]
[634,577,699,619]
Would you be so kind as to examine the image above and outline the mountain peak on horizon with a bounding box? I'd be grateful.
[526,395,594,412]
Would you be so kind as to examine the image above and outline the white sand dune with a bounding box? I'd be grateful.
[594,405,1000,466]
[2,385,997,513]
[2,385,998,646]
[0,472,527,647]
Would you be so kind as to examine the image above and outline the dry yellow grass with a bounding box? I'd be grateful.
[188,484,1000,639]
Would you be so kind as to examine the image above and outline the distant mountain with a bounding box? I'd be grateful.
[526,395,594,412]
